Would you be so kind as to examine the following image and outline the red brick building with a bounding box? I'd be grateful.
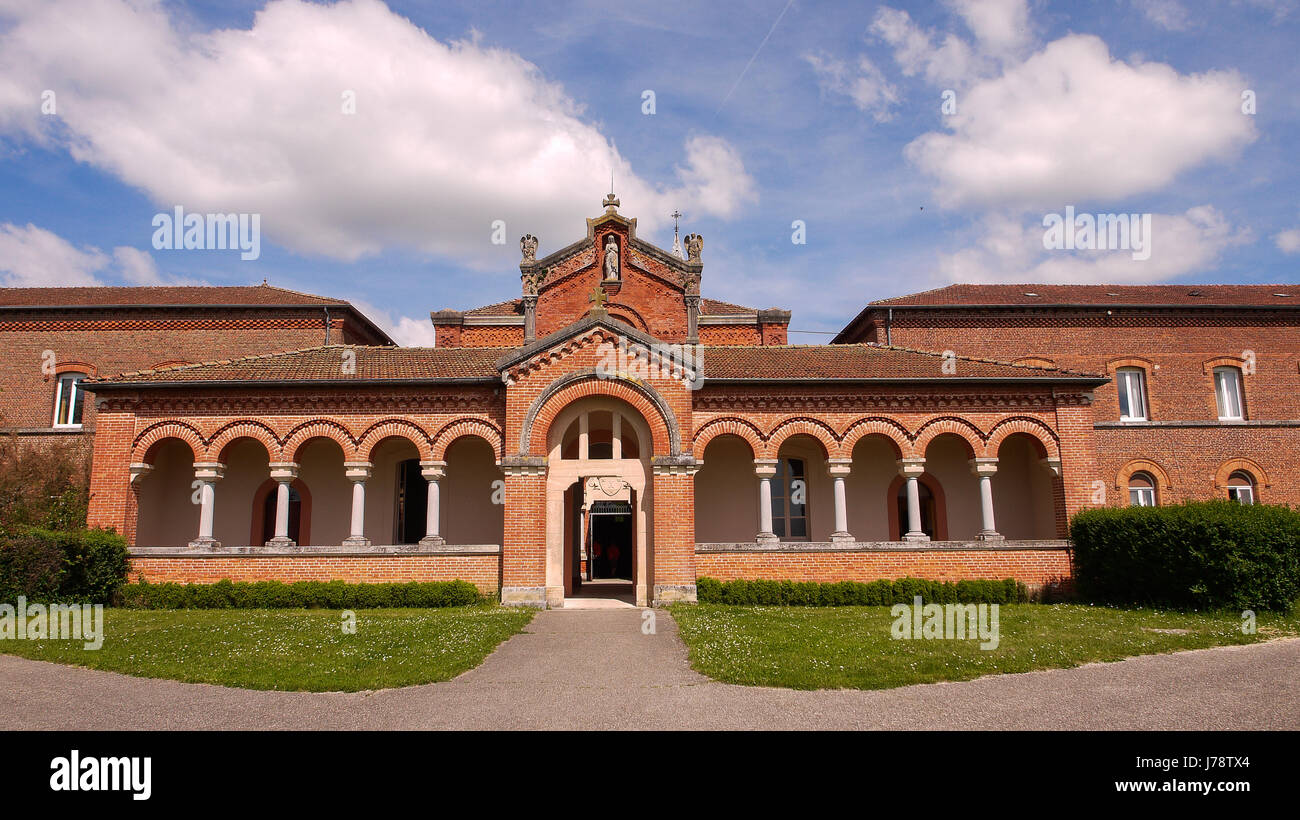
[83,198,1108,606]
[0,284,391,457]
[834,284,1300,511]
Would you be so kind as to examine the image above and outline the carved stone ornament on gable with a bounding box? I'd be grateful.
[684,233,703,262]
[521,267,546,296]
[679,269,700,294]
[603,235,620,281]
[520,234,539,264]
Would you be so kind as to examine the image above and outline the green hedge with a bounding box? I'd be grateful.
[0,527,129,604]
[119,578,484,609]
[1070,500,1300,612]
[695,576,1028,606]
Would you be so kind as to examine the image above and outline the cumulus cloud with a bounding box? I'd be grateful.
[1275,228,1300,254]
[905,35,1256,210]
[1136,0,1193,31]
[0,0,755,264]
[0,223,106,286]
[804,53,899,121]
[870,7,985,88]
[937,206,1252,283]
[0,222,193,287]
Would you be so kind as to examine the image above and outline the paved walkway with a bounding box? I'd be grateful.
[2,609,1297,730]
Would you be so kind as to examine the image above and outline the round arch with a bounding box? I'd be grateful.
[522,369,680,456]
[840,417,910,459]
[431,418,504,462]
[764,417,837,460]
[1214,457,1269,492]
[357,419,434,462]
[282,420,357,462]
[913,418,984,459]
[208,420,280,462]
[692,417,763,458]
[1116,458,1173,502]
[986,417,1061,461]
[133,421,204,463]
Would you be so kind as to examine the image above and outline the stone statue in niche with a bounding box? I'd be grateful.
[520,234,538,264]
[603,235,620,280]
[684,233,703,262]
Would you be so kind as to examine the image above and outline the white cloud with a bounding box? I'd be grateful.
[805,53,899,121]
[870,7,986,88]
[938,206,1252,283]
[1136,0,1193,31]
[1275,228,1300,254]
[0,223,106,286]
[112,246,163,284]
[348,297,436,347]
[0,0,755,264]
[905,35,1256,210]
[947,0,1032,56]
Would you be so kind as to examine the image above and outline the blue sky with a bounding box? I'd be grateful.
[1,0,1297,343]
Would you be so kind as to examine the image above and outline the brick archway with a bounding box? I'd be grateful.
[521,369,680,456]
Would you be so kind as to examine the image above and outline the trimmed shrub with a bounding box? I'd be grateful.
[118,578,483,609]
[0,527,129,604]
[1071,500,1300,612]
[694,576,1027,606]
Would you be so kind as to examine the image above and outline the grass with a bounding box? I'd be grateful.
[669,603,1300,690]
[0,605,534,692]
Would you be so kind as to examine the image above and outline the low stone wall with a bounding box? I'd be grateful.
[128,544,503,596]
[694,540,1072,589]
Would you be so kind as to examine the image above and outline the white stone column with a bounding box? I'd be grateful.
[828,458,853,543]
[343,462,372,547]
[970,457,1003,541]
[578,413,589,460]
[265,462,300,546]
[188,462,226,549]
[419,460,446,546]
[754,458,778,543]
[611,413,622,459]
[897,458,928,542]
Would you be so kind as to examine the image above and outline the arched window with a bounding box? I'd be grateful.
[1115,367,1148,421]
[1128,471,1157,507]
[1227,471,1256,505]
[771,457,808,540]
[1213,366,1245,420]
[560,410,639,460]
[53,372,87,428]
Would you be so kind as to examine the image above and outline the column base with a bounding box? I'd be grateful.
[976,531,1005,541]
[418,535,446,547]
[653,584,697,606]
[187,537,221,549]
[264,536,297,548]
[756,532,779,544]
[500,586,548,608]
[342,535,371,547]
[902,532,931,543]
[830,531,855,544]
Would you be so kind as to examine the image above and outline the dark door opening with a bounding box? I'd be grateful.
[397,459,428,545]
[588,500,633,580]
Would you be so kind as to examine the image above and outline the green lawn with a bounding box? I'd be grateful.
[670,603,1300,690]
[0,606,534,692]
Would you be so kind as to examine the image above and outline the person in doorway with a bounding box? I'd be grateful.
[606,542,621,579]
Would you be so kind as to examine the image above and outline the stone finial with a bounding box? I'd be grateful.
[520,234,538,264]
[684,233,703,262]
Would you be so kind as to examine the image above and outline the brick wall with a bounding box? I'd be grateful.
[129,555,500,595]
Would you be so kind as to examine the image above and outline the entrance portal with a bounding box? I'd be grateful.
[589,500,633,580]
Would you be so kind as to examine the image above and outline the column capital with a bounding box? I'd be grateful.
[129,462,153,484]
[420,459,447,480]
[193,462,225,482]
[754,458,778,478]
[268,461,300,482]
[827,458,852,478]
[1040,457,1062,477]
[652,455,699,476]
[500,455,547,476]
[896,457,925,478]
[970,457,999,477]
[343,461,372,482]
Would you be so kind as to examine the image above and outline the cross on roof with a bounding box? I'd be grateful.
[588,285,608,307]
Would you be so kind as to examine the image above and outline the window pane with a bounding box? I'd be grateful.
[1216,369,1242,418]
[1117,372,1132,417]
[772,519,785,538]
[70,381,83,424]
[790,518,807,538]
[56,375,84,426]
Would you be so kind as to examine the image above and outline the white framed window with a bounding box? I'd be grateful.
[53,372,87,428]
[1115,367,1148,421]
[1128,472,1157,507]
[1213,366,1245,420]
[1227,471,1255,505]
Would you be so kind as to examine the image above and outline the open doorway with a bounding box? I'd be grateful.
[589,500,633,580]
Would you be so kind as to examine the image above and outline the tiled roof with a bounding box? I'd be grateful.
[700,298,758,315]
[870,284,1300,307]
[84,345,506,386]
[701,344,1104,381]
[463,299,523,317]
[0,284,350,307]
